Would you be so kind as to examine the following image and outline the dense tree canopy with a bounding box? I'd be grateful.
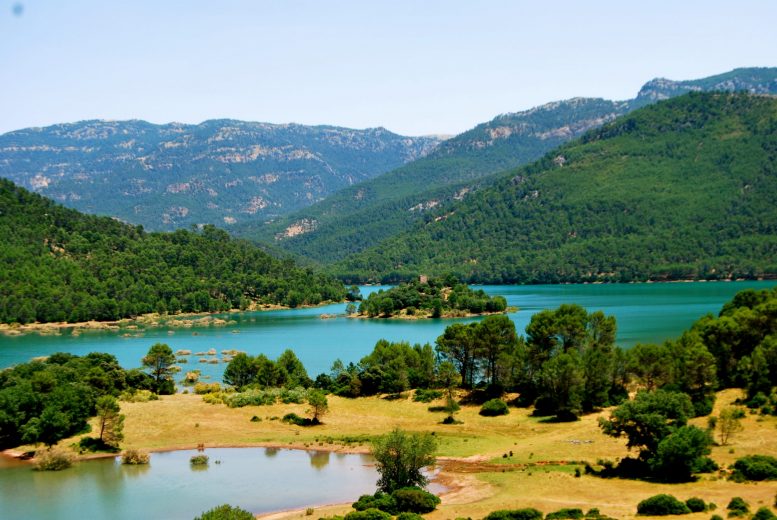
[334,93,777,284]
[0,178,347,324]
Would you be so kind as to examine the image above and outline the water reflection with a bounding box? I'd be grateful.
[265,447,279,457]
[308,450,330,470]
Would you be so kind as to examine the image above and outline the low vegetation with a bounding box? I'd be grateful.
[636,494,691,516]
[121,449,150,465]
[33,448,74,471]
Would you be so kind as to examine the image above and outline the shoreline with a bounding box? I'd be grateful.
[348,308,516,321]
[0,300,341,336]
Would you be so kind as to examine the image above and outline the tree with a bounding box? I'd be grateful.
[718,407,745,445]
[649,425,713,481]
[437,361,461,422]
[475,315,518,387]
[599,389,694,461]
[277,349,311,388]
[223,353,257,390]
[537,350,584,420]
[628,343,671,391]
[307,389,329,423]
[371,428,437,492]
[436,323,479,388]
[141,343,175,394]
[95,395,124,448]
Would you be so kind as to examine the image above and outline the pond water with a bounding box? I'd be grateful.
[0,448,378,520]
[0,281,773,383]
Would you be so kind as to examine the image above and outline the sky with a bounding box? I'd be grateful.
[1,0,776,136]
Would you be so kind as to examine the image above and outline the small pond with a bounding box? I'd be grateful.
[0,447,382,520]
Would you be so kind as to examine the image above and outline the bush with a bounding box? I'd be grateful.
[344,508,392,520]
[397,513,424,520]
[225,389,277,407]
[34,449,74,471]
[391,488,441,514]
[413,389,443,403]
[637,494,692,515]
[727,498,749,517]
[711,516,724,520]
[732,455,777,481]
[279,386,308,404]
[546,509,584,520]
[194,382,222,394]
[121,449,150,464]
[685,498,706,513]
[190,454,209,466]
[282,412,319,426]
[194,504,255,520]
[483,509,544,520]
[753,508,777,520]
[479,399,509,417]
[353,492,398,515]
[77,436,120,453]
[119,389,159,402]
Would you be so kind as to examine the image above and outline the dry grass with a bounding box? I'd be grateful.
[43,388,777,520]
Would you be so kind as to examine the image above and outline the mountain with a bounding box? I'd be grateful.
[0,178,346,325]
[245,67,777,264]
[0,120,440,230]
[332,93,777,283]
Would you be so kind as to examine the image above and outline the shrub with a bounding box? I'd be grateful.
[391,487,441,514]
[190,454,209,466]
[397,513,424,520]
[637,494,692,515]
[732,455,777,481]
[753,508,777,520]
[279,386,308,404]
[119,389,159,402]
[685,498,706,513]
[78,436,120,453]
[121,449,150,464]
[344,508,392,520]
[353,492,398,514]
[483,509,544,520]
[225,389,278,407]
[546,509,584,520]
[479,399,509,417]
[194,504,255,520]
[727,498,749,517]
[711,516,724,520]
[413,389,443,403]
[34,449,74,471]
[282,412,319,426]
[194,382,222,394]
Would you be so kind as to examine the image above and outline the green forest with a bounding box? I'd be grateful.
[0,179,346,324]
[334,93,777,283]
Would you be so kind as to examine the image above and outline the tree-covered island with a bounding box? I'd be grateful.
[353,276,509,318]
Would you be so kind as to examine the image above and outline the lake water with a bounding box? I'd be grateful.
[0,281,774,382]
[0,448,377,520]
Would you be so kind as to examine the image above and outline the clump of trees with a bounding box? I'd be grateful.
[222,349,312,391]
[0,352,150,449]
[598,390,715,481]
[357,276,507,318]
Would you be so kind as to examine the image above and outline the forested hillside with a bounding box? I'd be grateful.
[244,68,777,265]
[334,93,777,283]
[0,179,345,324]
[0,120,440,231]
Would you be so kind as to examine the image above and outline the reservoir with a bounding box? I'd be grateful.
[0,281,774,382]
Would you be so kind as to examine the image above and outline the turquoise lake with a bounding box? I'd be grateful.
[0,282,774,383]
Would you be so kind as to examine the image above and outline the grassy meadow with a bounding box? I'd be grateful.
[40,387,774,520]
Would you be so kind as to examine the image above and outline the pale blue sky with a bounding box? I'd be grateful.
[1,0,775,136]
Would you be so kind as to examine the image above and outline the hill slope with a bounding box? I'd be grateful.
[0,120,440,230]
[0,178,346,324]
[245,68,777,264]
[333,93,777,283]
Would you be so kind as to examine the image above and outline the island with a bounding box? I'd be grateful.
[352,276,509,318]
